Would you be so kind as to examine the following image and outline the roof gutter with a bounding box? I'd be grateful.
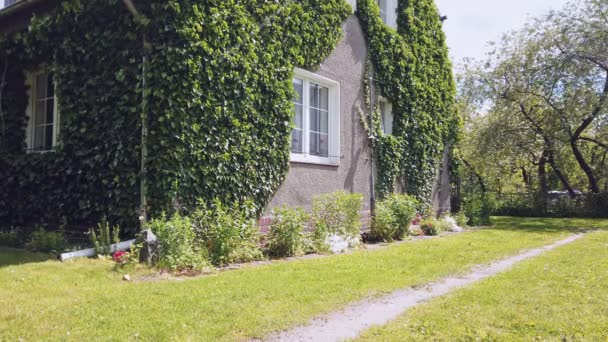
[120,0,149,231]
[0,0,47,20]
[121,0,139,17]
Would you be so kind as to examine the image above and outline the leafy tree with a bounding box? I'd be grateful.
[457,0,608,197]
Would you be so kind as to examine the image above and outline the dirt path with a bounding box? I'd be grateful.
[262,233,586,342]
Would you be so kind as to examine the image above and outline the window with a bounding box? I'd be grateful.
[377,0,397,28]
[27,72,58,152]
[377,0,388,24]
[379,97,393,135]
[345,0,356,12]
[291,68,340,166]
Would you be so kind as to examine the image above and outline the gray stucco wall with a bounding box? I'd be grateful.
[267,15,372,213]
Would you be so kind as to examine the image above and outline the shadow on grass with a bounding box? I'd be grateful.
[489,217,608,234]
[0,247,54,268]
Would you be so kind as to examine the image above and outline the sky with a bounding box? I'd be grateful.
[435,0,571,66]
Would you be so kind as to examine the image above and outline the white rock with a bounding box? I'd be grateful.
[326,234,350,254]
[444,216,464,232]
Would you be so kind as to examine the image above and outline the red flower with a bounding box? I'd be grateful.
[112,251,129,264]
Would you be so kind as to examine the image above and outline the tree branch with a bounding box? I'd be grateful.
[572,70,608,140]
[580,136,608,149]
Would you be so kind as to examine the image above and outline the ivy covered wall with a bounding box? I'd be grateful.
[0,0,458,232]
[0,0,351,232]
[357,0,459,204]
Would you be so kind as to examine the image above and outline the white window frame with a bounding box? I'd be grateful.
[291,68,341,166]
[379,96,393,135]
[25,71,59,153]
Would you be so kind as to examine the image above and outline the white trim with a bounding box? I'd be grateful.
[291,68,341,166]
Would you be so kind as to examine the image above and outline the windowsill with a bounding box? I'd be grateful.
[290,153,340,167]
[26,148,56,154]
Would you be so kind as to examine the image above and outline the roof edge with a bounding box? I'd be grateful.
[0,0,47,20]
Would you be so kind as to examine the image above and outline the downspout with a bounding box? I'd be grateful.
[121,0,148,231]
[368,74,376,222]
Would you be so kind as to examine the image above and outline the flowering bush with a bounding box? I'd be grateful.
[420,218,439,236]
[411,213,423,226]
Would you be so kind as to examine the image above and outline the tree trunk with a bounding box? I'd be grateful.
[537,150,549,212]
[570,139,600,193]
[546,150,577,198]
[521,166,531,190]
[463,159,486,193]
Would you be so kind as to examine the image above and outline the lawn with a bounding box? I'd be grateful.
[1,217,607,341]
[356,227,608,341]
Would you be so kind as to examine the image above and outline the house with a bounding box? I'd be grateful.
[0,0,454,232]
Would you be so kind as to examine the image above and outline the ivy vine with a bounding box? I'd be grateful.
[0,0,350,232]
[0,0,459,231]
[357,0,459,204]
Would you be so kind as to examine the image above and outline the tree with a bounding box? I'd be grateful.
[457,0,608,196]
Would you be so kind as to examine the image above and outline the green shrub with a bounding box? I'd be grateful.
[25,228,68,253]
[193,200,264,266]
[266,206,309,258]
[371,194,418,242]
[464,194,494,226]
[371,201,398,242]
[312,191,364,240]
[454,211,469,227]
[386,194,418,240]
[0,229,23,247]
[89,218,120,256]
[148,213,209,272]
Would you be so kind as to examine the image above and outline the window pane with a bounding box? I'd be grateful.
[47,73,55,98]
[309,82,330,156]
[319,110,328,134]
[310,107,319,132]
[292,78,304,154]
[46,98,55,124]
[319,86,328,111]
[309,83,329,110]
[310,132,329,157]
[45,124,53,149]
[34,126,45,150]
[291,129,303,154]
[35,73,47,100]
[293,78,303,105]
[310,83,318,108]
[319,133,329,157]
[34,100,46,125]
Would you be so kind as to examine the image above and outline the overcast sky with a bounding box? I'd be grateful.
[435,0,571,66]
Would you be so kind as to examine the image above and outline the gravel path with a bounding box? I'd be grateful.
[262,233,586,342]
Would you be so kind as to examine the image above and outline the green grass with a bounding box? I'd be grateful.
[1,217,607,341]
[356,227,608,341]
